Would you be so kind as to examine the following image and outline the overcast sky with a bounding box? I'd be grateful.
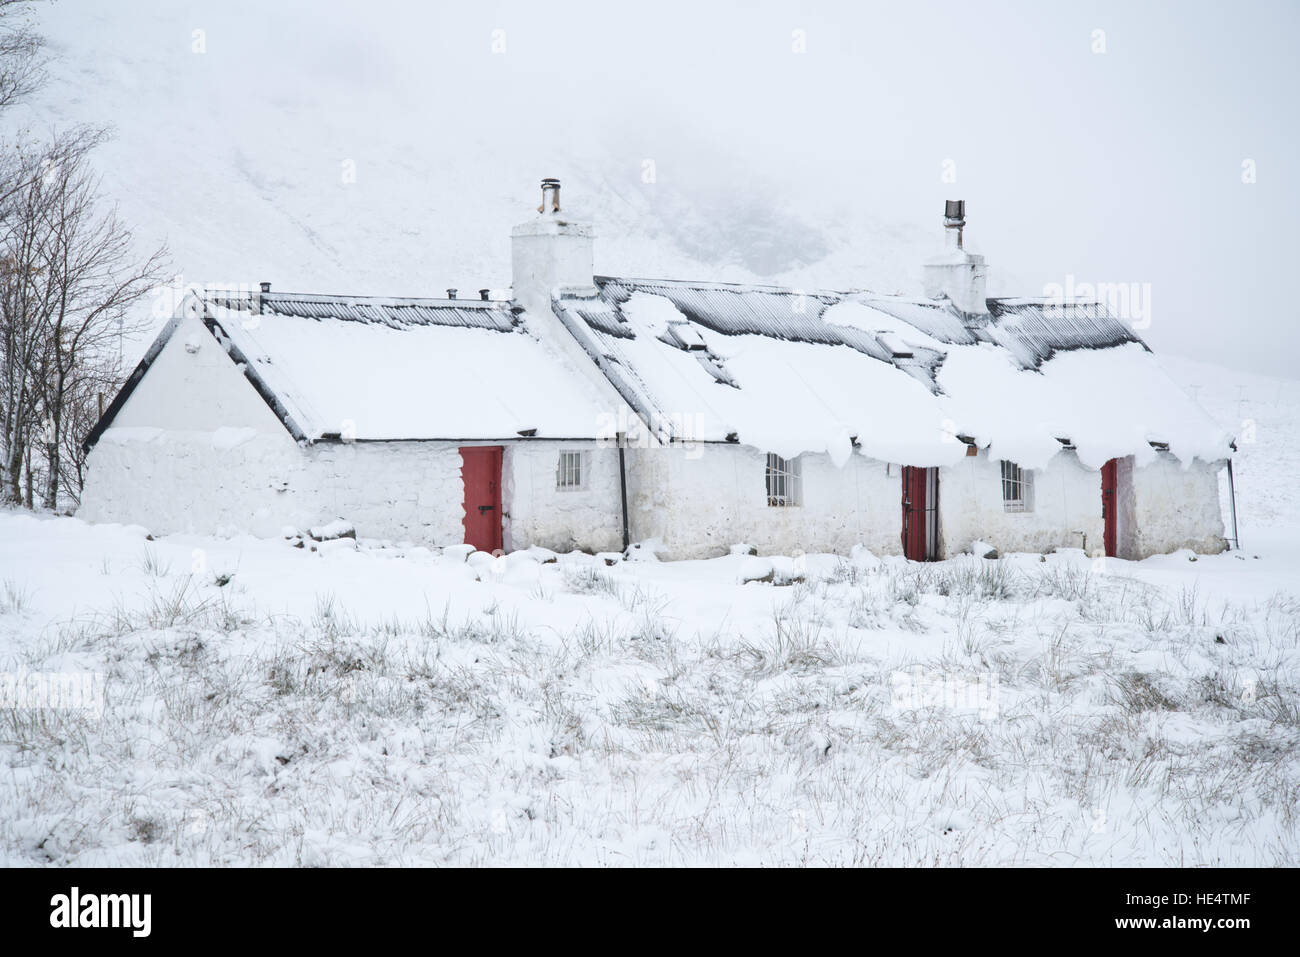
[26,0,1300,376]
[502,0,1298,376]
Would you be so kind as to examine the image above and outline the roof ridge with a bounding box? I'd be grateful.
[597,275,856,299]
[207,289,504,308]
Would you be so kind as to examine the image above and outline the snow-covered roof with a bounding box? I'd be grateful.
[87,280,1232,470]
[88,290,622,446]
[550,278,1232,469]
[211,290,627,441]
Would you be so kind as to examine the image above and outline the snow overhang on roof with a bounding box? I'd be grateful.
[548,277,1233,470]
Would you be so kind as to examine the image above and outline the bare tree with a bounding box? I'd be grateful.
[2,130,159,507]
[0,0,44,112]
[0,140,54,503]
[34,149,166,507]
[0,0,51,213]
[0,0,52,505]
[0,2,166,510]
[56,354,115,502]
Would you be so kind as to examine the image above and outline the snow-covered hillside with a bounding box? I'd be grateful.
[15,0,1296,383]
[1160,355,1300,557]
[17,0,948,340]
[1,356,1296,866]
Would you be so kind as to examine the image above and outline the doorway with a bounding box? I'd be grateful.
[902,466,940,561]
[1101,458,1118,557]
[460,446,503,552]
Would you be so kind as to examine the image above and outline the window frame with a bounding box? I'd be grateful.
[765,452,802,507]
[1000,459,1032,512]
[556,449,588,491]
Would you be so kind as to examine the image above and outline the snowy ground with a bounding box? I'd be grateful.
[1,358,1297,867]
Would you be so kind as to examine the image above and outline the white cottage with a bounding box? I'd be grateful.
[79,181,1235,561]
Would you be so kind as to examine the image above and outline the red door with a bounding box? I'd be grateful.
[901,466,939,561]
[1101,458,1118,557]
[460,446,503,552]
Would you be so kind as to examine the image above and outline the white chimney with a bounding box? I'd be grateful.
[921,200,989,316]
[506,178,629,413]
[511,177,595,316]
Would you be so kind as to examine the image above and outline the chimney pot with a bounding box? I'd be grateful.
[446,288,457,300]
[479,288,490,301]
[259,281,271,293]
[943,199,966,248]
[538,177,561,214]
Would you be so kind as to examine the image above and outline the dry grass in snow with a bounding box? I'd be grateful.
[1,516,1297,866]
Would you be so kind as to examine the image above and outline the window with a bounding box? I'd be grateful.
[765,453,801,507]
[556,450,586,490]
[1000,460,1032,512]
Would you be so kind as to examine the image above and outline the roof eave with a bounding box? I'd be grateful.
[204,316,314,444]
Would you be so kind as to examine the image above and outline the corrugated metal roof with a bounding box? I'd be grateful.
[599,277,846,344]
[985,299,1145,367]
[205,284,1142,377]
[548,278,1152,443]
[569,299,633,339]
[862,297,980,345]
[546,277,1219,463]
[588,278,1143,373]
[554,279,953,438]
[205,290,518,332]
[595,277,900,365]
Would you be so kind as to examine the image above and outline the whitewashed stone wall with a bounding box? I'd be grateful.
[938,450,1106,557]
[83,428,1228,559]
[84,432,626,550]
[1125,454,1227,557]
[293,441,462,544]
[625,444,903,560]
[79,429,305,538]
[260,439,619,549]
[1115,455,1139,559]
[503,443,623,553]
[621,443,1227,561]
[937,449,1225,559]
[104,314,290,436]
[78,312,306,537]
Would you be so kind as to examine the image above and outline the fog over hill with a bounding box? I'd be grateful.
[12,0,1298,373]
